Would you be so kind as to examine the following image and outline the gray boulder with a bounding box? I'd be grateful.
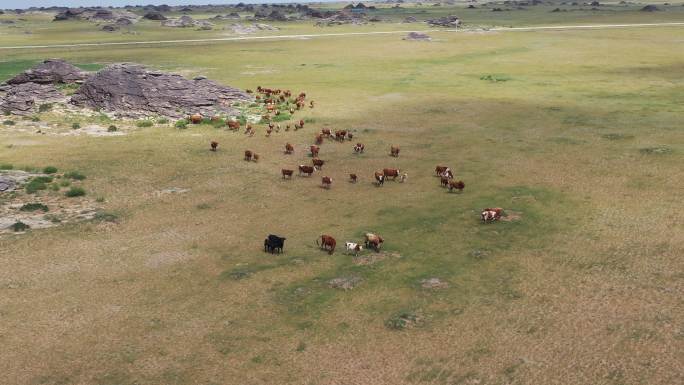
[70,63,251,118]
[0,82,66,115]
[426,15,461,27]
[143,11,167,20]
[5,59,88,85]
[403,32,431,41]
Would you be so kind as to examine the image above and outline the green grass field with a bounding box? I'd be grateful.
[0,3,682,385]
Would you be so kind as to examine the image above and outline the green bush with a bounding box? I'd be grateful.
[38,103,53,112]
[33,176,53,183]
[10,221,30,232]
[385,311,419,330]
[31,116,40,122]
[272,113,291,122]
[65,187,86,197]
[64,171,86,180]
[20,203,49,212]
[136,120,154,128]
[25,178,50,194]
[3,120,15,126]
[107,125,118,132]
[59,179,71,187]
[43,166,58,174]
[175,119,188,129]
[0,163,13,170]
[93,211,118,223]
[71,122,81,129]
[157,118,169,125]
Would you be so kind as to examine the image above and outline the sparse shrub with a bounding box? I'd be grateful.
[201,117,212,125]
[93,211,118,223]
[212,118,225,128]
[38,103,53,112]
[11,221,30,232]
[385,311,420,330]
[72,122,81,129]
[20,202,49,212]
[175,119,188,129]
[480,74,510,82]
[136,120,154,128]
[272,113,290,122]
[31,116,40,122]
[157,118,169,125]
[95,196,105,203]
[295,341,306,352]
[65,186,86,197]
[59,179,71,187]
[196,203,211,210]
[639,146,672,155]
[0,163,13,170]
[107,125,118,132]
[236,115,247,125]
[3,120,15,126]
[97,113,112,123]
[3,110,10,116]
[64,171,86,180]
[44,214,62,223]
[304,117,316,124]
[602,133,634,140]
[49,183,60,191]
[43,166,58,174]
[25,177,51,193]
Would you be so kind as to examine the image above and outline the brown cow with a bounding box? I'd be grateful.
[347,132,353,141]
[252,153,259,162]
[335,130,347,142]
[435,166,449,176]
[440,176,450,187]
[390,145,400,157]
[210,141,218,151]
[244,150,253,161]
[383,168,400,180]
[285,143,294,154]
[227,120,240,130]
[364,233,384,252]
[321,128,331,137]
[298,165,314,176]
[299,119,305,129]
[448,180,465,192]
[374,171,385,186]
[353,143,364,153]
[481,208,503,222]
[310,145,320,157]
[190,114,202,124]
[317,234,336,254]
[315,133,323,145]
[321,176,332,189]
[349,173,358,183]
[312,158,325,169]
[282,169,294,179]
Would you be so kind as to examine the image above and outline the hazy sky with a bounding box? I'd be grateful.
[2,0,325,10]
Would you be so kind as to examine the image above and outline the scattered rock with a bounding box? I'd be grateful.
[328,276,363,290]
[70,63,251,118]
[54,8,138,23]
[101,24,119,32]
[426,15,461,28]
[403,16,418,23]
[640,4,660,11]
[143,11,167,20]
[162,15,203,28]
[230,23,279,34]
[421,277,449,289]
[116,17,133,26]
[155,187,190,196]
[403,32,431,41]
[5,59,88,85]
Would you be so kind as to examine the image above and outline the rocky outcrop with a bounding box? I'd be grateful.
[426,15,461,28]
[70,63,251,118]
[6,59,88,85]
[161,15,212,29]
[54,7,138,23]
[0,83,66,115]
[143,11,167,20]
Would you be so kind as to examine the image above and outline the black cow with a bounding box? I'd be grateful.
[264,234,286,254]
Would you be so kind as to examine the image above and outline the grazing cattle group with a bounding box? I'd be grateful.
[194,85,502,257]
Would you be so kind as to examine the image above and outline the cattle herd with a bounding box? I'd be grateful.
[191,86,505,255]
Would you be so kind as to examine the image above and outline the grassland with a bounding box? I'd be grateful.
[0,3,682,385]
